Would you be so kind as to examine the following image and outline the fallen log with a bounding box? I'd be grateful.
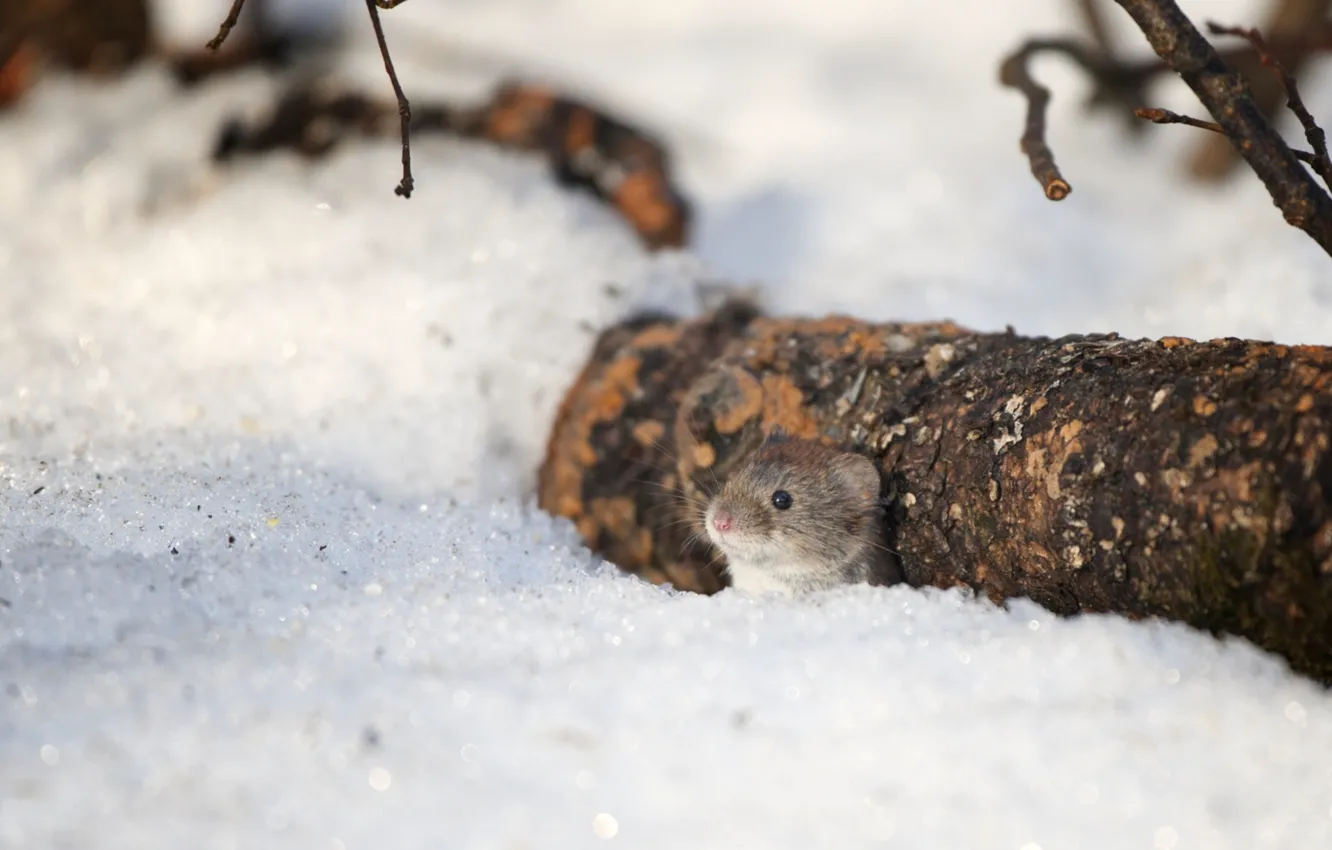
[538,305,1332,683]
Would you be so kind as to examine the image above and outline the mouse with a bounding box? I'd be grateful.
[702,433,902,596]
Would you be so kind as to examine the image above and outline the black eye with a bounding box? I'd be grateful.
[771,490,793,510]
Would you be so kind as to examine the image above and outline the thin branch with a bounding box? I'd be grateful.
[206,0,414,196]
[1135,107,1322,167]
[1188,0,1331,180]
[1108,0,1332,256]
[363,0,413,198]
[206,0,247,51]
[998,43,1073,200]
[996,24,1332,188]
[1206,21,1332,190]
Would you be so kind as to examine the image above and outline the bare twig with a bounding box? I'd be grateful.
[998,43,1073,200]
[1207,20,1332,190]
[1189,0,1330,180]
[206,0,247,51]
[363,0,413,198]
[205,0,414,197]
[992,21,1279,195]
[1135,107,1322,167]
[1080,0,1332,255]
[1112,0,1332,255]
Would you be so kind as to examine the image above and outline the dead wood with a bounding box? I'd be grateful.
[1135,107,1325,173]
[0,0,151,93]
[1206,21,1332,191]
[998,40,1073,200]
[539,306,1332,683]
[207,0,415,196]
[214,80,692,250]
[1002,1,1332,256]
[1187,0,1330,181]
[1115,0,1332,253]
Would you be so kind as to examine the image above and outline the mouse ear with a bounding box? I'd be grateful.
[831,452,882,498]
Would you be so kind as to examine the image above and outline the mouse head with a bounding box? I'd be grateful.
[704,436,883,568]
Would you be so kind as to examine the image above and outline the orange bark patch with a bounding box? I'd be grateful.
[692,442,717,468]
[588,496,654,566]
[564,107,597,155]
[614,172,677,241]
[632,420,666,448]
[1159,337,1196,349]
[487,86,555,146]
[712,369,764,434]
[630,324,684,349]
[760,374,819,437]
[0,44,34,109]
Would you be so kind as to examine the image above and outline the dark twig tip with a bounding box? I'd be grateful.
[364,0,414,198]
[207,0,249,52]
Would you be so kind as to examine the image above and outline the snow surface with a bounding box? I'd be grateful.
[3,0,1332,847]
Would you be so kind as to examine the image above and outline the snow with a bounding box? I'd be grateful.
[3,0,1332,847]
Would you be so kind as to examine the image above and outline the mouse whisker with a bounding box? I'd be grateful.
[626,475,710,508]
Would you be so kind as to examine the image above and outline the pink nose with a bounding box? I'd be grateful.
[712,511,733,533]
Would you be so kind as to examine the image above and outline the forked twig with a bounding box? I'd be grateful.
[1002,0,1332,255]
[1135,107,1322,167]
[1205,21,1332,190]
[207,0,415,197]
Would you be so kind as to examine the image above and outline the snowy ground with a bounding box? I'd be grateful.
[3,1,1332,848]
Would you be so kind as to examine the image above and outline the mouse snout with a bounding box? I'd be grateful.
[711,509,734,534]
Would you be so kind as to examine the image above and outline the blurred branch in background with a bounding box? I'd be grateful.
[213,79,692,251]
[1002,0,1332,258]
[0,0,152,107]
[0,0,318,106]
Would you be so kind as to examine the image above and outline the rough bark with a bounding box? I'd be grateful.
[539,307,1332,683]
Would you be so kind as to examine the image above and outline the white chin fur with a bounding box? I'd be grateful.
[725,561,798,596]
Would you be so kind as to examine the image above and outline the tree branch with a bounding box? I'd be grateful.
[212,80,692,250]
[1109,0,1332,253]
[1187,0,1330,181]
[363,0,412,198]
[998,41,1075,200]
[1206,20,1332,191]
[207,0,415,197]
[1135,107,1322,169]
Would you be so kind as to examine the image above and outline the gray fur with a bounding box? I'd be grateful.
[703,437,900,595]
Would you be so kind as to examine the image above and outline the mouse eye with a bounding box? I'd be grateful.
[771,490,793,510]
